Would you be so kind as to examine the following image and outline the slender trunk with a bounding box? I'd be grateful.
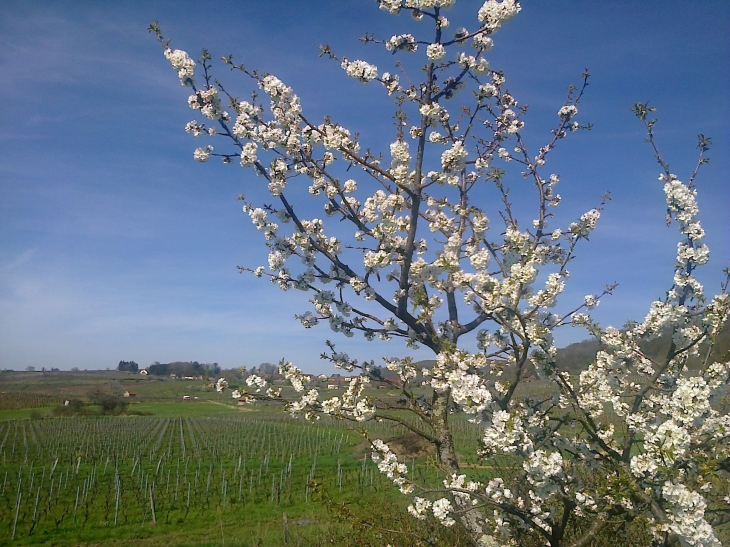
[432,388,487,546]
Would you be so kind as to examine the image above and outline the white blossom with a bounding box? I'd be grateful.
[386,34,417,52]
[164,48,195,85]
[215,377,228,392]
[341,59,378,82]
[426,43,446,61]
[193,145,212,162]
[558,105,578,119]
[477,0,521,31]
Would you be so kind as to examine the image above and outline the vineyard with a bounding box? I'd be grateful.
[0,394,60,411]
[0,411,482,546]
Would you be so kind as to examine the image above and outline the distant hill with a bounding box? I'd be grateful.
[408,323,729,376]
[556,322,729,374]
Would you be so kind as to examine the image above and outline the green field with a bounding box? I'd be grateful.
[0,414,468,546]
[0,371,473,547]
[4,370,712,547]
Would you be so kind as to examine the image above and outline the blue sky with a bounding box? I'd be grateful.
[1,0,728,373]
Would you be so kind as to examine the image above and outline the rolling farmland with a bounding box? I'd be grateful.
[0,407,477,546]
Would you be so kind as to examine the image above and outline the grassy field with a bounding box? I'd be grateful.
[0,403,245,422]
[0,412,471,547]
[0,371,477,547]
[0,370,226,402]
[5,370,720,547]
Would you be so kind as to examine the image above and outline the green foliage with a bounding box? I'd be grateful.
[147,361,220,377]
[117,361,139,373]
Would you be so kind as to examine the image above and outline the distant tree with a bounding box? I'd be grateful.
[117,360,139,372]
[252,362,278,379]
[25,365,36,372]
[146,360,220,376]
[147,362,169,376]
[87,389,129,415]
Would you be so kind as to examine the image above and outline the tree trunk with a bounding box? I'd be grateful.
[432,388,491,546]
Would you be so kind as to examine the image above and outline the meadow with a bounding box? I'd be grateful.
[3,370,724,546]
[0,371,474,547]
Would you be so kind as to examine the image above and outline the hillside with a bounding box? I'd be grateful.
[556,322,730,374]
[409,323,729,376]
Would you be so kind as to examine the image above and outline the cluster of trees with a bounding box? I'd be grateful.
[53,390,130,417]
[146,360,221,377]
[24,366,62,372]
[117,360,139,372]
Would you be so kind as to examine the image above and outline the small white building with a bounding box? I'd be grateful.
[327,384,339,390]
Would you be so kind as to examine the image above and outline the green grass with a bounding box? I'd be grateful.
[129,401,250,417]
[0,411,459,547]
[0,402,251,421]
[0,370,235,404]
[3,370,716,547]
[0,407,54,421]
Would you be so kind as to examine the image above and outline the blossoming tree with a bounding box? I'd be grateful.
[152,1,729,545]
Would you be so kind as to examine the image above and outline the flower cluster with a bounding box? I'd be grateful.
[426,43,446,61]
[477,0,521,31]
[215,377,228,392]
[385,34,417,52]
[341,59,378,82]
[371,439,412,494]
[164,48,195,85]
